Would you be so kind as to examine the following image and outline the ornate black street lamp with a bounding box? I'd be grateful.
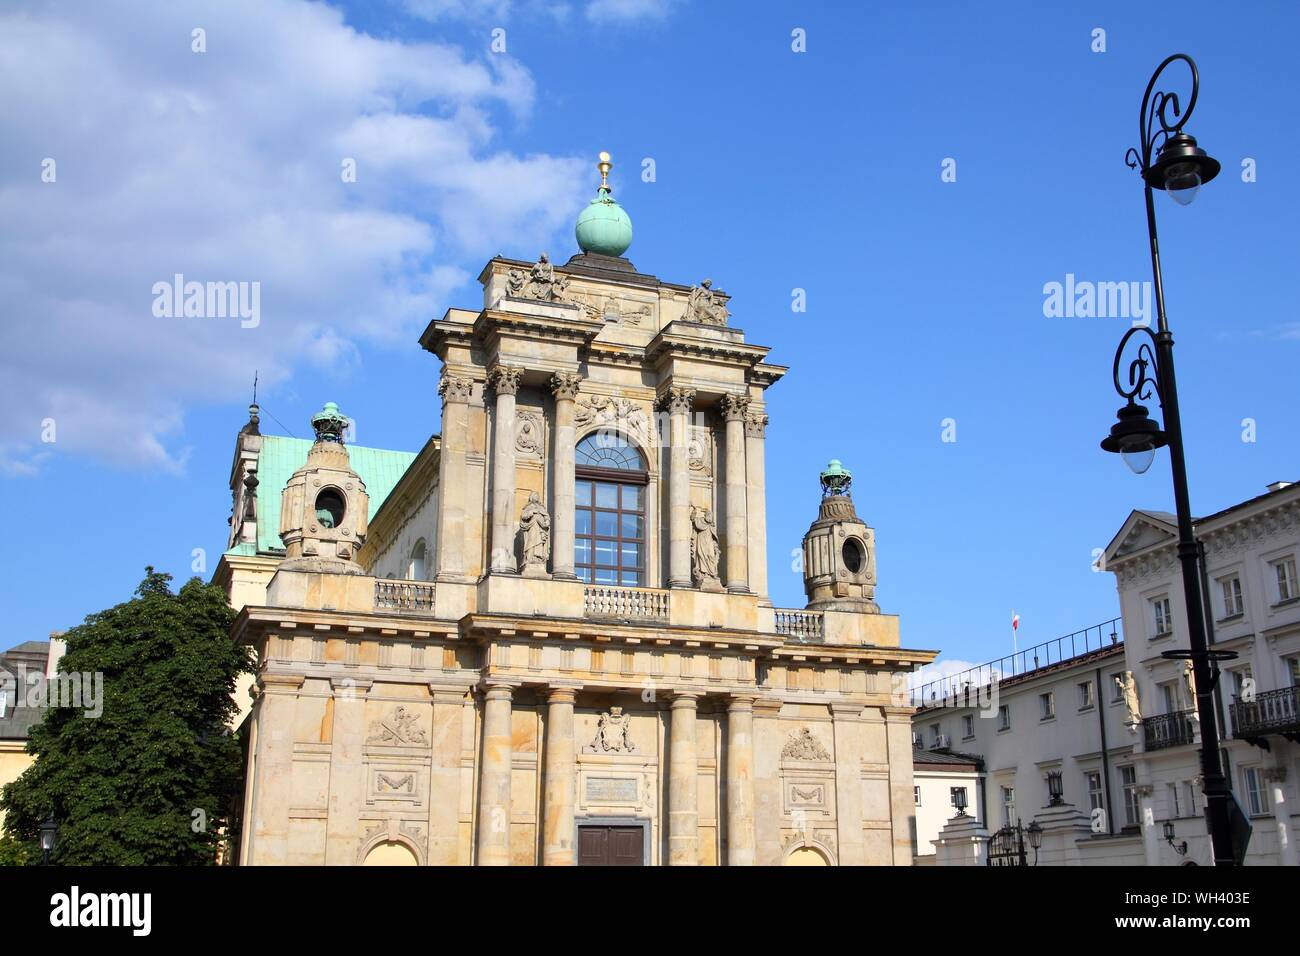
[1100,53,1239,866]
[1163,820,1189,856]
[39,814,58,865]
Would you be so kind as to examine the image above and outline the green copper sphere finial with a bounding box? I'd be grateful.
[575,150,632,257]
[311,401,349,444]
[820,459,853,498]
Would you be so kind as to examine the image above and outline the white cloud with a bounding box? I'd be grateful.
[397,0,676,24]
[0,0,588,472]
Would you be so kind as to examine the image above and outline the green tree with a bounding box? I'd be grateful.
[1,568,252,864]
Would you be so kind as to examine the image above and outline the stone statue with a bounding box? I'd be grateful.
[507,252,569,302]
[1181,660,1197,709]
[1121,671,1141,730]
[683,278,728,326]
[689,506,721,588]
[518,491,551,575]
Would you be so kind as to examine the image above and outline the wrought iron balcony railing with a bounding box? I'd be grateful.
[374,579,435,614]
[1142,709,1197,751]
[774,609,824,643]
[1230,686,1300,742]
[583,585,670,622]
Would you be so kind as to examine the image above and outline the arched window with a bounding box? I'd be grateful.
[575,433,647,586]
[407,540,427,581]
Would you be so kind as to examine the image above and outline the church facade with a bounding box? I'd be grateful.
[216,155,935,866]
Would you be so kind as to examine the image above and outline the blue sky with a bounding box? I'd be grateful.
[2,1,1296,678]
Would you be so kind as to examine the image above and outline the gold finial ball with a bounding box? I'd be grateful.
[598,150,611,163]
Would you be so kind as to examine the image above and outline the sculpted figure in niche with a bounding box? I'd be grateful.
[507,252,569,302]
[684,278,729,326]
[519,492,551,574]
[690,506,721,587]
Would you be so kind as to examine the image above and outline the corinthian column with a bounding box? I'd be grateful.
[488,365,523,574]
[476,682,514,865]
[721,393,750,593]
[661,387,695,588]
[550,372,582,580]
[668,691,700,865]
[726,695,756,866]
[541,685,579,865]
[745,410,769,600]
[435,373,473,581]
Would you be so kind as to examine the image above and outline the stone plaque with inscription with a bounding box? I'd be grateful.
[585,776,639,803]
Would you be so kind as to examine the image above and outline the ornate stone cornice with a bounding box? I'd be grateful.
[438,373,473,405]
[487,364,524,396]
[720,393,750,422]
[745,410,769,438]
[550,371,583,401]
[1202,499,1300,558]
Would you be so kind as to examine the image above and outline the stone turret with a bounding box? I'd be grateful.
[801,460,878,612]
[278,402,369,574]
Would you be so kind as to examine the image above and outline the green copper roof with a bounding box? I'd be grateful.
[576,187,632,257]
[252,435,417,555]
[821,459,851,481]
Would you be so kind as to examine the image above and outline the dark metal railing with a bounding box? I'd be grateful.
[1230,686,1300,739]
[1142,709,1196,750]
[911,619,1123,709]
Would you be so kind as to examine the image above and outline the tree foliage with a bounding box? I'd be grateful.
[1,568,252,864]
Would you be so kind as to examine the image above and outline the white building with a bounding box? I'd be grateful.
[1102,479,1300,866]
[911,747,982,864]
[911,622,1151,865]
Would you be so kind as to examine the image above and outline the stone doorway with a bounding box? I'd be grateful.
[577,824,645,866]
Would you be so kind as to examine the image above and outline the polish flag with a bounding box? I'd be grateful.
[1011,612,1020,632]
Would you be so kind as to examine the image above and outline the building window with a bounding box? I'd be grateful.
[1167,782,1182,819]
[574,434,647,586]
[1243,767,1271,816]
[930,722,941,747]
[1287,656,1300,688]
[1078,680,1095,709]
[1110,672,1125,701]
[1121,767,1140,827]
[1087,771,1104,812]
[1230,666,1253,701]
[1218,574,1243,618]
[407,539,427,580]
[0,687,7,719]
[1039,691,1055,720]
[1271,557,1298,604]
[1150,596,1173,638]
[914,786,921,806]
[997,704,1010,731]
[962,714,974,739]
[1159,681,1181,715]
[1001,786,1016,825]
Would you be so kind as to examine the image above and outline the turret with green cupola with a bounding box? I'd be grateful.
[278,401,370,574]
[801,460,879,612]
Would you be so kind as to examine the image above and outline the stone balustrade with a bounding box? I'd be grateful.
[583,584,670,622]
[374,579,435,614]
[773,608,824,642]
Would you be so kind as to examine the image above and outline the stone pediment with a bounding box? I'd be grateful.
[1105,511,1177,565]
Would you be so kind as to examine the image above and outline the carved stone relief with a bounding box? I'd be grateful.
[515,409,545,459]
[781,726,831,761]
[574,395,652,449]
[585,706,637,753]
[366,705,428,746]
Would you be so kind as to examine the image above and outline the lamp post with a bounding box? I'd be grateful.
[1163,820,1189,856]
[39,814,57,865]
[1100,53,1238,866]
